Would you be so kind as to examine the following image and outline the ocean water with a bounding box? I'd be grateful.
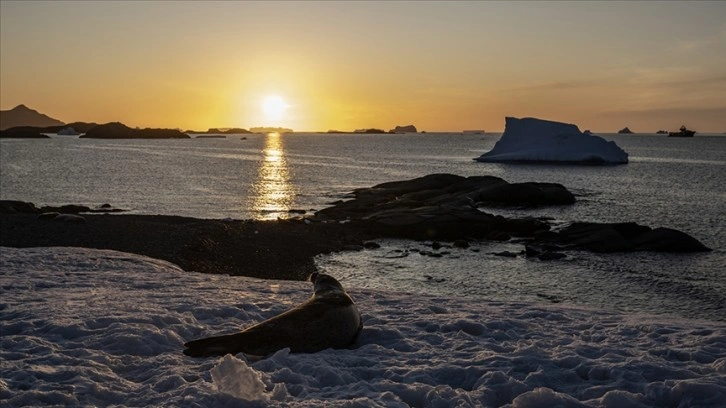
[1,133,725,321]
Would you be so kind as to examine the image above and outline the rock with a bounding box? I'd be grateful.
[538,252,567,261]
[492,251,518,258]
[81,122,189,139]
[342,245,365,252]
[632,228,711,252]
[453,240,470,249]
[38,212,61,220]
[0,200,40,214]
[550,222,710,253]
[0,127,50,139]
[389,125,417,133]
[475,117,628,164]
[52,214,86,223]
[363,241,381,249]
[618,127,634,134]
[525,245,542,257]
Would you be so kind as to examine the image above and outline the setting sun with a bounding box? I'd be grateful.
[261,95,289,123]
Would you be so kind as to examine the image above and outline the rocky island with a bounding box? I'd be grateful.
[389,125,417,133]
[0,174,709,281]
[80,122,189,139]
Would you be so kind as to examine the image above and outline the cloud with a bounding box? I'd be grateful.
[504,79,609,92]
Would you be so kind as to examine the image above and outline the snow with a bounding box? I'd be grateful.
[2,247,725,407]
[475,117,629,164]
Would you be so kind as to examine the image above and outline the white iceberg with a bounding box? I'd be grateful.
[475,117,628,164]
[56,126,79,136]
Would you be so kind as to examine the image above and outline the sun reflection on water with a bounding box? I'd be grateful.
[251,132,295,220]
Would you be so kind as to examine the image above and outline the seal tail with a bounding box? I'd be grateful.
[183,333,245,358]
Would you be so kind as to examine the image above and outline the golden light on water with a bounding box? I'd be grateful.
[251,132,294,220]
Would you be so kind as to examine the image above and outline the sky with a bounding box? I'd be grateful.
[1,1,725,132]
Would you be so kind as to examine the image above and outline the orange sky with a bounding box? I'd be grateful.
[1,1,725,132]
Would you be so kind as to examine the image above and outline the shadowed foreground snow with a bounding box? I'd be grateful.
[1,247,724,407]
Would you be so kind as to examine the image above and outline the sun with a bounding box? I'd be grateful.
[261,95,289,122]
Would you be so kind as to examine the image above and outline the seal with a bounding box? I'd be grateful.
[183,273,363,357]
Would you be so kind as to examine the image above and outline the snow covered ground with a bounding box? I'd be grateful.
[1,246,724,407]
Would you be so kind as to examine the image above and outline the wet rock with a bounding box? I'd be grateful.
[551,222,710,253]
[538,252,567,261]
[363,241,381,249]
[632,227,711,252]
[525,245,542,257]
[453,239,470,249]
[492,251,518,258]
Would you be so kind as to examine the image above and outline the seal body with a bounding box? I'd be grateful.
[183,273,362,357]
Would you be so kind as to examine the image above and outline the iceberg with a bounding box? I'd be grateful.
[475,117,628,164]
[56,126,79,136]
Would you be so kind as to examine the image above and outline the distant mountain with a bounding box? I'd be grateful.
[0,104,64,130]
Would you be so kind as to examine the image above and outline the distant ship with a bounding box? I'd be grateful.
[668,125,696,138]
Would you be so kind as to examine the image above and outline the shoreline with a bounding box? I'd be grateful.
[0,213,374,281]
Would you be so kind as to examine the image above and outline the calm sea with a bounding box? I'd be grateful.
[1,133,724,321]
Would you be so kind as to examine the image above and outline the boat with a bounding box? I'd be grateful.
[668,125,696,137]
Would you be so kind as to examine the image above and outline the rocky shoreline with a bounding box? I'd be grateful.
[0,174,710,281]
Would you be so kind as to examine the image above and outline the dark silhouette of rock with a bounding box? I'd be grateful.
[0,127,50,138]
[0,200,41,214]
[389,125,417,133]
[538,251,567,261]
[656,130,668,134]
[314,174,565,241]
[80,122,189,139]
[0,200,125,214]
[250,127,293,133]
[0,104,64,130]
[492,251,518,258]
[618,127,634,134]
[546,222,710,253]
[632,227,710,252]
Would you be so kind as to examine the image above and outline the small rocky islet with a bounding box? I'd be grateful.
[0,174,710,281]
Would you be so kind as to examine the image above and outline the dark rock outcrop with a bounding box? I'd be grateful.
[618,127,634,134]
[389,125,417,133]
[313,174,572,241]
[80,122,189,139]
[313,174,709,253]
[0,201,125,215]
[0,127,50,138]
[543,222,710,253]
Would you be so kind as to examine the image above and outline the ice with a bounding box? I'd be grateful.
[1,246,724,407]
[475,117,629,164]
